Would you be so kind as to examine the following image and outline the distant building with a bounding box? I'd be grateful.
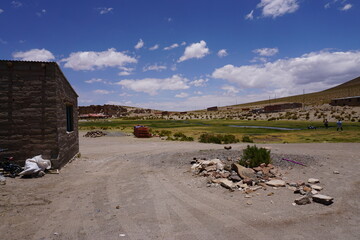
[263,103,302,113]
[207,106,218,111]
[330,96,360,106]
[0,60,79,168]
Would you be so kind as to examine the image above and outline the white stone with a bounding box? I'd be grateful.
[308,178,320,184]
[266,179,286,187]
[310,184,323,191]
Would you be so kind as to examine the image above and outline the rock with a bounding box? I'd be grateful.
[212,178,234,190]
[333,170,340,174]
[224,164,232,171]
[253,167,262,172]
[220,179,235,190]
[220,172,231,178]
[246,201,252,205]
[216,162,225,171]
[239,183,249,189]
[232,163,256,179]
[205,165,217,172]
[294,196,312,205]
[288,182,298,187]
[224,146,232,150]
[267,192,274,196]
[266,179,286,187]
[116,205,120,209]
[311,190,318,195]
[242,178,253,185]
[308,178,320,184]
[310,185,323,191]
[229,174,241,182]
[288,186,297,191]
[191,163,201,172]
[250,186,262,192]
[245,194,251,198]
[297,181,305,186]
[303,186,312,192]
[260,163,266,168]
[312,194,334,205]
[244,188,253,194]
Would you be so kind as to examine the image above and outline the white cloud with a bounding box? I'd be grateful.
[167,18,172,22]
[0,9,4,14]
[253,47,279,56]
[79,99,93,104]
[107,100,133,106]
[194,91,203,95]
[181,41,186,46]
[221,85,239,95]
[11,1,22,8]
[212,50,360,92]
[149,44,159,50]
[134,39,144,49]
[61,48,137,71]
[0,38,7,44]
[119,92,133,97]
[117,75,189,95]
[85,78,109,84]
[178,40,210,62]
[189,78,208,87]
[164,43,179,50]
[143,64,167,72]
[97,7,113,14]
[341,4,352,11]
[175,92,189,98]
[13,48,55,61]
[324,3,331,9]
[245,10,254,20]
[257,0,299,18]
[36,9,46,17]
[93,89,114,95]
[217,49,228,57]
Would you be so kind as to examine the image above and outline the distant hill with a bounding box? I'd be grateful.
[220,76,360,109]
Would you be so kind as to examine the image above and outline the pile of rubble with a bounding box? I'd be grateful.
[191,158,334,206]
[84,130,107,138]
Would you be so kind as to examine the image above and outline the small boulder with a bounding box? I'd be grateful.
[308,178,320,184]
[232,163,256,179]
[294,196,312,205]
[266,179,286,187]
[310,185,323,191]
[312,194,334,205]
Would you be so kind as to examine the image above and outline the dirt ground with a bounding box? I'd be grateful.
[1,132,359,240]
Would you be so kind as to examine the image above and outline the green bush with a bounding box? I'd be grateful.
[242,135,253,143]
[159,130,172,137]
[199,133,239,144]
[172,132,194,141]
[238,145,271,168]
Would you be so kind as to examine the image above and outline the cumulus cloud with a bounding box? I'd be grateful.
[164,43,179,50]
[221,85,239,95]
[116,75,189,95]
[97,7,113,14]
[118,66,135,76]
[149,44,159,50]
[212,50,360,91]
[217,49,228,57]
[13,48,55,61]
[257,0,299,18]
[341,4,352,11]
[178,40,210,62]
[175,92,189,98]
[134,39,144,49]
[189,78,208,87]
[245,10,254,20]
[143,64,167,72]
[253,47,279,56]
[61,48,137,71]
[93,89,114,94]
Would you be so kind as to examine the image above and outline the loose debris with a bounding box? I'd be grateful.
[84,130,107,138]
[191,157,334,206]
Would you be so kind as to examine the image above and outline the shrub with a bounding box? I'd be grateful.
[159,130,172,137]
[242,135,253,143]
[199,133,239,144]
[172,132,194,141]
[238,145,271,168]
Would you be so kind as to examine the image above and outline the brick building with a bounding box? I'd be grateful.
[0,60,79,168]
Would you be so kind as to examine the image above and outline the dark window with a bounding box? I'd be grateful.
[66,105,74,132]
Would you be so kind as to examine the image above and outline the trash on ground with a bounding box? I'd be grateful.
[19,155,51,177]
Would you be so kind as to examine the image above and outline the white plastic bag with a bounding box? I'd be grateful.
[19,155,51,176]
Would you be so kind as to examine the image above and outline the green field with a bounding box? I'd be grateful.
[79,119,360,143]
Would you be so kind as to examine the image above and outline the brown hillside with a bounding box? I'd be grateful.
[226,76,360,109]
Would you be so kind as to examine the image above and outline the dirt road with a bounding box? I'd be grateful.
[1,133,359,240]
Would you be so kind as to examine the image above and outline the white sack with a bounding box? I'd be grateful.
[19,155,52,176]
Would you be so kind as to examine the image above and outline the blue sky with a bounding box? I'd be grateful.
[1,0,360,111]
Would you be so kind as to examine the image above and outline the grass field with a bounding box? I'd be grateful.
[79,119,360,143]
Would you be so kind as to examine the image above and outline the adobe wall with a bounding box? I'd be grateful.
[54,66,79,168]
[0,61,58,165]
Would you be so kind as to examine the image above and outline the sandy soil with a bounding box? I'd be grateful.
[1,133,359,240]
